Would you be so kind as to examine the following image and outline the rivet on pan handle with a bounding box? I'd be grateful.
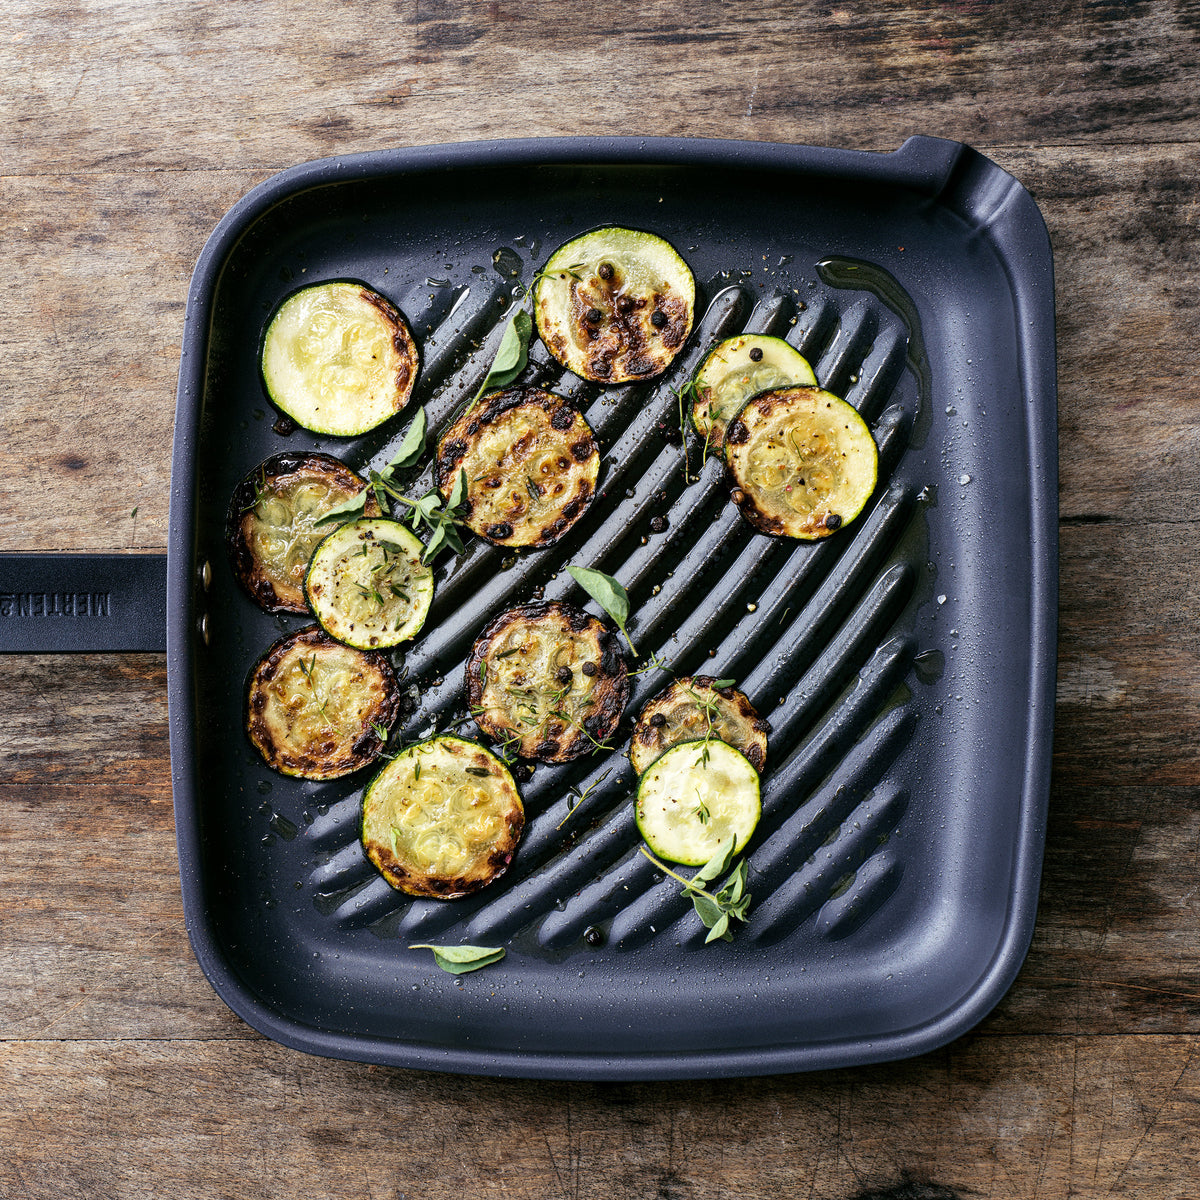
[0,553,168,653]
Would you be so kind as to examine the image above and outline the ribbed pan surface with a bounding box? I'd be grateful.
[175,140,1056,1079]
[303,274,920,952]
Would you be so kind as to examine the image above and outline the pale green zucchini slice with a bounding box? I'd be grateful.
[725,386,878,540]
[635,740,761,867]
[629,675,769,776]
[304,518,434,650]
[361,735,524,899]
[246,626,401,780]
[534,226,694,383]
[261,280,419,436]
[691,334,817,448]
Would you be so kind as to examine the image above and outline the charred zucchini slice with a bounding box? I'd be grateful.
[226,451,381,614]
[435,387,599,548]
[534,227,695,384]
[466,600,628,763]
[361,735,524,899]
[261,280,419,436]
[635,740,761,867]
[725,386,878,540]
[629,675,769,776]
[691,335,817,448]
[304,518,434,650]
[246,626,400,780]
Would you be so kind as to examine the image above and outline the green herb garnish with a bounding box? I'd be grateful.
[409,943,506,975]
[315,407,429,527]
[565,564,636,655]
[640,835,752,943]
[391,467,469,561]
[470,307,532,404]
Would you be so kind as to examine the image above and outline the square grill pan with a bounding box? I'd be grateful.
[169,135,1057,1079]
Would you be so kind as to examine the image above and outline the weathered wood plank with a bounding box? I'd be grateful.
[3,0,1199,179]
[2,1035,1199,1199]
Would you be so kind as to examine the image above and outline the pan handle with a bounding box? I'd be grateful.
[0,553,168,653]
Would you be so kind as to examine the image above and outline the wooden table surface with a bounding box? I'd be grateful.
[3,2,1199,1196]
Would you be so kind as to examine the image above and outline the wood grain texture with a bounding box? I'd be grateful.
[2,1036,1200,1199]
[5,0,1200,1194]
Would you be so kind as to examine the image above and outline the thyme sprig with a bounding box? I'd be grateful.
[557,767,613,830]
[640,835,752,943]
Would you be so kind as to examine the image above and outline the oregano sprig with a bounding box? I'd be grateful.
[640,835,753,943]
[315,407,428,527]
[471,308,532,404]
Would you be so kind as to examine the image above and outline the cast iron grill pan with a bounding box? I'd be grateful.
[167,137,1057,1079]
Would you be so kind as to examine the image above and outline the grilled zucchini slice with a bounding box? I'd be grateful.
[261,280,419,436]
[725,386,878,540]
[246,626,401,780]
[226,451,381,614]
[534,227,695,384]
[629,675,769,776]
[691,335,817,448]
[635,740,761,867]
[304,518,433,650]
[361,735,524,899]
[435,387,599,548]
[466,600,628,763]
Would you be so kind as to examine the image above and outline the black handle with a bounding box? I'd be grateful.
[0,553,168,653]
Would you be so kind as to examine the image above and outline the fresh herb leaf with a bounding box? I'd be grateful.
[314,487,368,526]
[692,834,736,884]
[409,943,506,975]
[315,408,428,527]
[556,767,613,830]
[566,564,636,655]
[709,678,736,689]
[389,406,428,471]
[639,837,752,943]
[391,468,469,562]
[472,307,532,403]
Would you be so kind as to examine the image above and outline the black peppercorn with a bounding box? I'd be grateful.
[584,926,605,947]
[581,661,597,676]
[649,515,668,533]
[650,309,667,328]
[825,513,843,530]
[598,263,614,280]
[649,712,667,728]
[749,346,764,362]
[555,666,573,685]
[586,307,603,323]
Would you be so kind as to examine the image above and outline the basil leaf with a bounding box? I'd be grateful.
[409,943,505,975]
